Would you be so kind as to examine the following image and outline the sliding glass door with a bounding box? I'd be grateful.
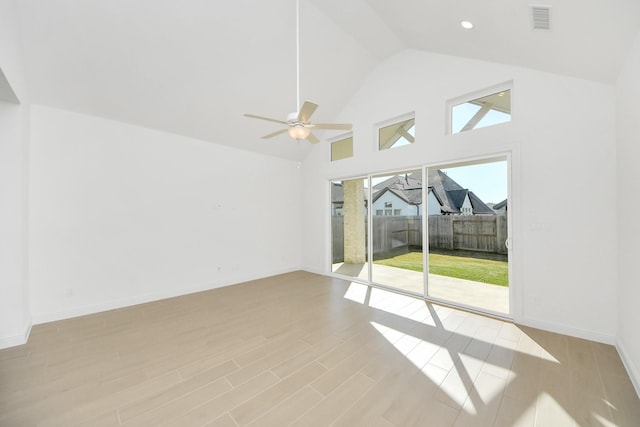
[370,169,424,294]
[426,159,510,315]
[330,157,511,317]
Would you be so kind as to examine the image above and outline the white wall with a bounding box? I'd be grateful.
[29,105,302,323]
[302,49,618,343]
[0,101,30,348]
[616,31,640,394]
[0,0,31,349]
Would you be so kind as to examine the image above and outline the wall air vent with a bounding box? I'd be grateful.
[530,5,551,31]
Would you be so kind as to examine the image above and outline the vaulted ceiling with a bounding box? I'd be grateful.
[14,0,640,160]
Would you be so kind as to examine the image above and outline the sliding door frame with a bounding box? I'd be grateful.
[328,151,514,321]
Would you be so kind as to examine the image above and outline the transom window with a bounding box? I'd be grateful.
[449,87,512,134]
[377,114,415,151]
[330,135,353,161]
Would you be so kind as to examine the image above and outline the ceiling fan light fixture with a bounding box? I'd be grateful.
[288,124,311,140]
[460,20,474,30]
[243,0,352,143]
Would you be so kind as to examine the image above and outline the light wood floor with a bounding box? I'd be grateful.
[1,271,639,426]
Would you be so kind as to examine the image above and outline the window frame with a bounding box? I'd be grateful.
[374,112,416,152]
[329,132,354,162]
[446,81,513,136]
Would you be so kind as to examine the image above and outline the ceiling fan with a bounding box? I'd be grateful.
[244,0,352,144]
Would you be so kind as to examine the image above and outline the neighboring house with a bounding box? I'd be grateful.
[331,171,495,216]
[331,182,369,216]
[371,174,422,216]
[493,199,508,215]
[372,187,422,216]
[370,171,495,216]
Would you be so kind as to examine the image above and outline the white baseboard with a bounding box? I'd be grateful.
[0,319,32,350]
[516,317,616,345]
[617,339,640,398]
[32,267,299,325]
[301,265,326,276]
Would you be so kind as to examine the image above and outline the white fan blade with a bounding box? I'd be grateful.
[306,132,319,144]
[311,123,352,130]
[244,114,288,125]
[261,129,289,139]
[298,101,318,123]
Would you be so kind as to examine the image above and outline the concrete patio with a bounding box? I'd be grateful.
[332,262,509,315]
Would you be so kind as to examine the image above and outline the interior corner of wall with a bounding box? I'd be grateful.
[0,319,32,350]
[616,338,640,399]
[516,317,616,346]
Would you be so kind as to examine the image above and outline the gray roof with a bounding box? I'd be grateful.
[467,191,496,215]
[371,170,495,215]
[372,174,422,205]
[493,199,508,210]
[331,182,369,205]
[332,171,494,215]
[446,189,469,212]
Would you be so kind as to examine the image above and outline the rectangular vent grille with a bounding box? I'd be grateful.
[531,5,551,30]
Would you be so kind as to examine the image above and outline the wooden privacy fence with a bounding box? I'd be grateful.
[371,216,422,253]
[429,215,508,254]
[332,215,507,262]
[331,216,346,262]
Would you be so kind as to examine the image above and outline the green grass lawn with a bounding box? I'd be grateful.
[373,249,509,287]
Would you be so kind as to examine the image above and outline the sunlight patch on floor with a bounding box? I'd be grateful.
[367,316,525,417]
[343,282,370,304]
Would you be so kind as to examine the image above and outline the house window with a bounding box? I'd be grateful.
[377,113,415,150]
[385,202,392,208]
[331,135,353,161]
[394,209,402,215]
[376,209,383,216]
[449,86,511,134]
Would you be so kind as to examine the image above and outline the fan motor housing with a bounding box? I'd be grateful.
[287,112,300,123]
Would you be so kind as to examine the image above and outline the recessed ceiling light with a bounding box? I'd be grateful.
[460,20,474,30]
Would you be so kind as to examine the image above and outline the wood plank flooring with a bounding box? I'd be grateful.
[1,271,639,426]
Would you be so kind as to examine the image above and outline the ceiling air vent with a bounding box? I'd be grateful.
[530,5,551,30]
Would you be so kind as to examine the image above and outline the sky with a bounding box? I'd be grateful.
[443,97,510,204]
[441,161,507,205]
[451,102,510,134]
[370,97,510,204]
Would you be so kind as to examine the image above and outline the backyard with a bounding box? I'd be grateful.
[373,248,509,287]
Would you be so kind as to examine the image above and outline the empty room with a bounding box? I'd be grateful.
[1,0,639,425]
